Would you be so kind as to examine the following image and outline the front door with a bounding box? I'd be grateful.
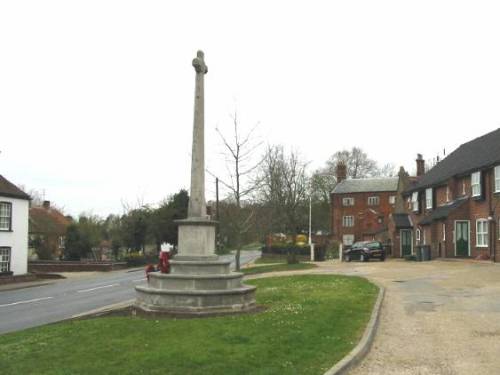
[401,230,412,257]
[455,221,470,257]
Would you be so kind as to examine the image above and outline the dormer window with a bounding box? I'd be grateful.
[471,172,481,197]
[425,188,433,209]
[411,192,419,212]
[0,202,12,231]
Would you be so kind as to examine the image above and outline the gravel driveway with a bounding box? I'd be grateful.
[309,259,500,375]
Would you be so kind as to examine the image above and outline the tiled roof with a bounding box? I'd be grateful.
[408,128,500,192]
[332,178,398,194]
[30,206,72,235]
[392,213,412,229]
[419,197,468,225]
[0,175,30,200]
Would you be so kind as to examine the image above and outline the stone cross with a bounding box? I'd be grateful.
[188,50,208,219]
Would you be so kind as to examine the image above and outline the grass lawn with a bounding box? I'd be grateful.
[241,262,317,275]
[0,275,379,375]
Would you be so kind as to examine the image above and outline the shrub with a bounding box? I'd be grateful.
[124,252,157,267]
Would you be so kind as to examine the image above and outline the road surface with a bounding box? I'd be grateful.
[0,251,260,335]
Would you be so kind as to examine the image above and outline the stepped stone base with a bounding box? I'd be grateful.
[134,257,257,315]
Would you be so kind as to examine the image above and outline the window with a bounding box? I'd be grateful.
[0,247,10,273]
[389,196,396,205]
[368,196,379,206]
[462,179,466,195]
[342,197,354,206]
[0,202,12,231]
[443,223,446,241]
[476,219,488,247]
[412,192,419,212]
[416,228,421,241]
[471,172,481,197]
[495,166,500,193]
[425,188,433,209]
[342,216,354,227]
[446,187,450,202]
[342,234,354,246]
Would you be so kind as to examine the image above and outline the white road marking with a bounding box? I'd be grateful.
[132,278,147,282]
[77,284,119,293]
[0,297,53,308]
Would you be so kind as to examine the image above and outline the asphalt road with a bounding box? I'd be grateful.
[0,251,261,335]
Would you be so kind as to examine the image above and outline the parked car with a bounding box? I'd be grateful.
[344,241,385,262]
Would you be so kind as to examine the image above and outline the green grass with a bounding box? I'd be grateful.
[254,256,287,264]
[0,275,379,375]
[241,262,317,275]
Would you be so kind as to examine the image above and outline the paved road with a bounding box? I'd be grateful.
[0,251,260,335]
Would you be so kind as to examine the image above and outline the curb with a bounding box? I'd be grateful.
[71,299,135,319]
[324,285,385,375]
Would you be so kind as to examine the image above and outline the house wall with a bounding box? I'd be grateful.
[402,166,500,260]
[331,191,396,244]
[0,197,29,275]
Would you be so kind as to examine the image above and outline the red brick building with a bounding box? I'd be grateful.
[388,129,500,260]
[331,163,398,246]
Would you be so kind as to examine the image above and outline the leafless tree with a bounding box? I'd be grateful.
[213,112,263,270]
[256,145,309,253]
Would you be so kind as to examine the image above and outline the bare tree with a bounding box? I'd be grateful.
[257,145,309,261]
[213,112,262,270]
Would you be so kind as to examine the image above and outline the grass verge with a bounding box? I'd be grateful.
[0,275,378,375]
[242,262,317,275]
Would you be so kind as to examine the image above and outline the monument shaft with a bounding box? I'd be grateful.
[188,51,208,219]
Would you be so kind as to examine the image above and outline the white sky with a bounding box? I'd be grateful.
[2,1,500,217]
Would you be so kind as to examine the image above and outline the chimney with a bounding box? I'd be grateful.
[43,200,51,209]
[416,154,425,177]
[336,162,347,183]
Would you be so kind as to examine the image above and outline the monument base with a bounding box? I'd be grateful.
[134,256,257,315]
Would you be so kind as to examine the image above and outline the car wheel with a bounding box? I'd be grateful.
[345,254,351,262]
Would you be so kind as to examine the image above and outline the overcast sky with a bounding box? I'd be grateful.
[1,1,500,217]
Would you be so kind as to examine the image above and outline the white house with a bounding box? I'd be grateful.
[0,175,30,275]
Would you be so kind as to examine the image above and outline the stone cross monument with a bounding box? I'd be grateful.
[135,51,256,314]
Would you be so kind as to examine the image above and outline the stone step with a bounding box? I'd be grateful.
[135,284,256,313]
[148,272,244,291]
[169,260,231,275]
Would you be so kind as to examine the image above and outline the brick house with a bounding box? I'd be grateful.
[331,163,398,246]
[29,200,71,260]
[389,128,500,260]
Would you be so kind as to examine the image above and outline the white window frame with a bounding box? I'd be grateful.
[442,223,446,241]
[0,202,12,231]
[416,228,421,242]
[425,188,433,209]
[411,192,419,212]
[446,186,450,202]
[462,179,466,195]
[342,197,354,206]
[471,172,481,197]
[342,215,354,227]
[389,195,396,205]
[0,247,11,273]
[367,196,379,206]
[476,219,488,247]
[495,165,500,193]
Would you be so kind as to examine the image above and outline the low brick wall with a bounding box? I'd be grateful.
[0,273,37,285]
[28,261,128,273]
